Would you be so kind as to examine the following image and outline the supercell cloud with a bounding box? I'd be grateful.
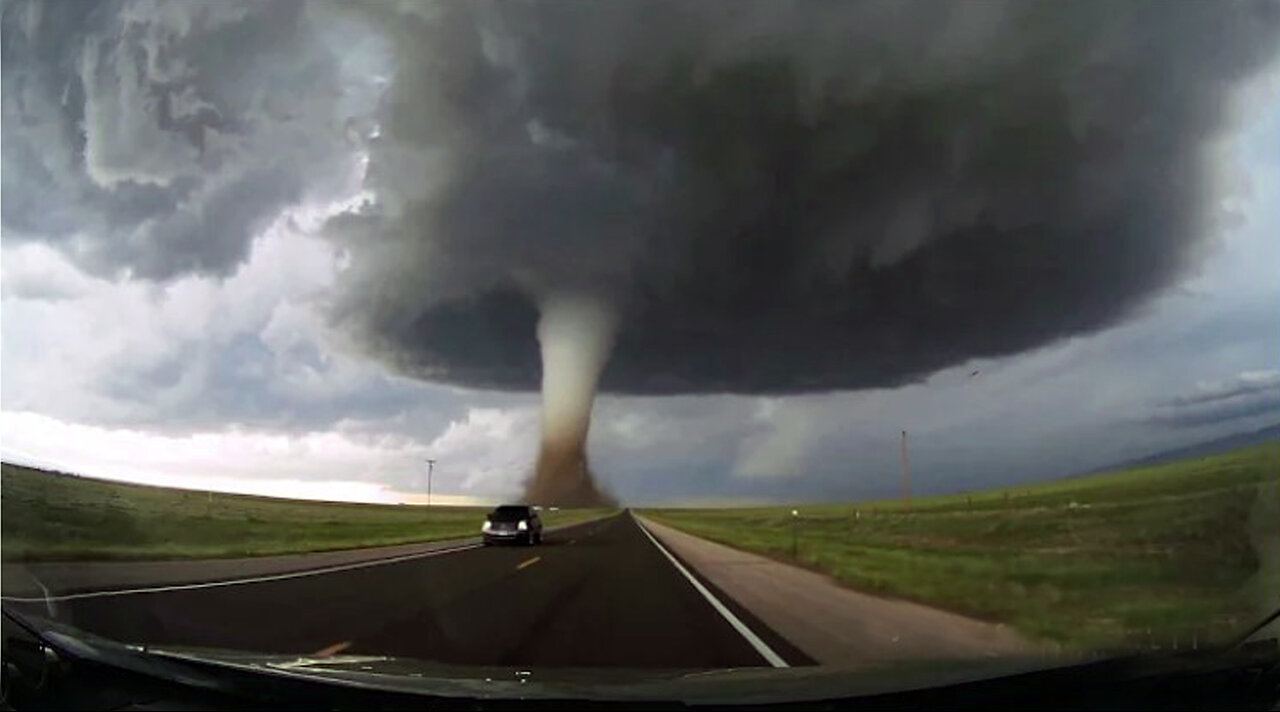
[5,1,1280,502]
[326,1,1280,394]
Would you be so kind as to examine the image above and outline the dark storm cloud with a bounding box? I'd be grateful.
[6,1,1280,396]
[329,0,1280,394]
[1,0,366,280]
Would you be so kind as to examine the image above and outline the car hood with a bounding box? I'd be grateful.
[13,606,1275,706]
[98,640,1077,704]
[7,604,1071,704]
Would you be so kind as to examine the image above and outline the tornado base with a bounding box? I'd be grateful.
[523,440,616,507]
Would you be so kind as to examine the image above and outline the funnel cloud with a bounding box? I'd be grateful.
[527,296,618,505]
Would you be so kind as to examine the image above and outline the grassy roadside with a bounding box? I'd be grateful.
[641,443,1280,652]
[1,463,613,561]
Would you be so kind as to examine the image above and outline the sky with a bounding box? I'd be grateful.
[2,1,1279,506]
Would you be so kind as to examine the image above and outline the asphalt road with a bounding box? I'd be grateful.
[7,513,801,670]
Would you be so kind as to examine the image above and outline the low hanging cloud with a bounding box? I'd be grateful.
[1150,370,1280,428]
[1167,370,1280,407]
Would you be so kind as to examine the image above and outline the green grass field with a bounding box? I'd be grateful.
[642,443,1280,652]
[0,463,613,561]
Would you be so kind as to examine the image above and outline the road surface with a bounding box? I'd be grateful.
[3,513,806,670]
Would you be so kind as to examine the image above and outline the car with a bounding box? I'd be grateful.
[481,504,542,546]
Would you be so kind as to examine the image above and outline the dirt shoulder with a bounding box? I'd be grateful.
[637,515,1050,667]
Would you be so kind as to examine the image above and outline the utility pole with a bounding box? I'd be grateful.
[425,459,436,507]
[900,430,912,510]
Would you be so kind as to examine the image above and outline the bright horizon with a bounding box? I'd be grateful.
[1,448,492,507]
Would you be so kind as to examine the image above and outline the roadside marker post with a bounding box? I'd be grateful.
[790,509,799,559]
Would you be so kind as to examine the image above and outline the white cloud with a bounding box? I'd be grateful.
[421,407,540,498]
[0,243,98,301]
[733,399,817,480]
[0,207,439,432]
[0,411,491,505]
[2,411,398,493]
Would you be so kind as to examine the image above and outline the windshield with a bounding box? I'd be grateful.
[490,506,533,521]
[3,0,1279,704]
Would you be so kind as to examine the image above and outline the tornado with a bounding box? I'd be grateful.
[17,3,1278,503]
[524,296,618,506]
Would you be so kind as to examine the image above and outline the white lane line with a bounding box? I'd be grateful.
[516,556,541,571]
[632,516,789,668]
[312,640,353,657]
[0,543,482,603]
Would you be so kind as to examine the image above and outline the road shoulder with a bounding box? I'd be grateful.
[636,515,1048,668]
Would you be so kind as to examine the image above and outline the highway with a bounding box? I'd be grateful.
[4,513,808,670]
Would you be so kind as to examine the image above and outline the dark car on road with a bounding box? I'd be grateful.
[482,505,542,546]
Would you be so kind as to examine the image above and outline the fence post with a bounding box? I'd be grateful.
[791,509,799,559]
